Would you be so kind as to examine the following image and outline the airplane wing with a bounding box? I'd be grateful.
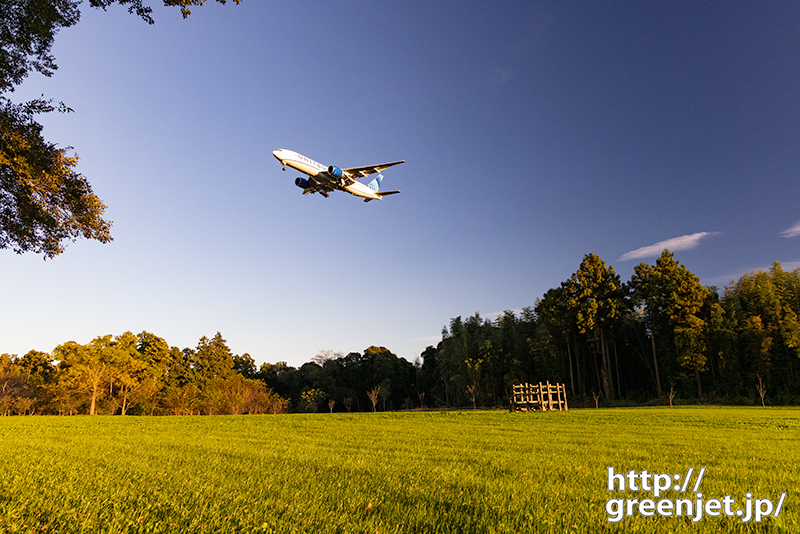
[303,175,335,197]
[342,160,405,179]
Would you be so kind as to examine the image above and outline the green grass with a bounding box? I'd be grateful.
[1,407,798,533]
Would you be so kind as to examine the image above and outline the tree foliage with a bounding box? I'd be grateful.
[420,253,800,408]
[0,0,241,257]
[630,250,709,396]
[0,97,112,257]
[0,0,80,91]
[566,253,623,399]
[2,330,285,415]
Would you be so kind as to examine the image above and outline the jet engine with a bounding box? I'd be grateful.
[327,166,343,178]
[295,177,311,189]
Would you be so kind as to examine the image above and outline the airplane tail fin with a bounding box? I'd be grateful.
[366,173,384,192]
[364,172,400,202]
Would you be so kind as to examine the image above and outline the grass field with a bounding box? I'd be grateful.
[0,407,798,533]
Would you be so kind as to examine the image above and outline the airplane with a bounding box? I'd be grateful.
[272,149,404,202]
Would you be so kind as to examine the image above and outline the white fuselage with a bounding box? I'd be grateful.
[272,149,382,200]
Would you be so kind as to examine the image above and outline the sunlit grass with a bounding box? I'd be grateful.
[1,407,798,533]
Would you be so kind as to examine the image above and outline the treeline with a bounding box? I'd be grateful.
[422,251,800,407]
[0,331,420,415]
[3,250,800,415]
[1,333,288,416]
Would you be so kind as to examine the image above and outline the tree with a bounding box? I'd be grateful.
[1,0,242,257]
[1,353,25,415]
[536,287,579,396]
[51,333,149,415]
[629,263,664,397]
[366,386,379,412]
[162,382,199,415]
[193,332,235,385]
[756,374,766,407]
[53,337,112,415]
[160,0,242,19]
[0,98,112,257]
[233,352,258,379]
[135,331,173,414]
[465,352,482,409]
[48,364,82,415]
[0,0,243,88]
[466,384,477,409]
[311,349,339,366]
[567,253,624,400]
[631,250,709,398]
[378,377,392,411]
[300,388,324,413]
[16,349,55,383]
[108,332,145,415]
[0,1,80,92]
[718,262,800,401]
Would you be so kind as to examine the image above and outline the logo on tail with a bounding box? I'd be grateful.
[367,173,384,192]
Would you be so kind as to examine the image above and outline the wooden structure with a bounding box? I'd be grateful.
[510,382,568,412]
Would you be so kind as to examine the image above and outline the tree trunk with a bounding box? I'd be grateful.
[89,385,98,415]
[593,348,602,400]
[566,335,575,397]
[613,338,621,399]
[651,331,662,397]
[573,332,584,397]
[600,330,613,400]
[695,368,702,398]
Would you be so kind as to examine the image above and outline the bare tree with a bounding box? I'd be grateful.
[756,375,767,408]
[328,399,335,413]
[668,383,676,408]
[367,387,380,412]
[311,350,340,366]
[466,384,477,409]
[591,390,600,409]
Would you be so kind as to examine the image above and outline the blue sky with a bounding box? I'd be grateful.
[3,1,799,366]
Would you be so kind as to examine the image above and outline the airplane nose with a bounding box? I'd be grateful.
[272,149,282,160]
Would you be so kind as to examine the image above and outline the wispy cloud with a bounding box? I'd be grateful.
[780,220,800,238]
[619,232,719,261]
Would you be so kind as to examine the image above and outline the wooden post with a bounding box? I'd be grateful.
[544,381,551,411]
[511,382,568,412]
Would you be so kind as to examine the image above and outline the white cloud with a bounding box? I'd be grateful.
[780,220,800,238]
[619,232,719,261]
